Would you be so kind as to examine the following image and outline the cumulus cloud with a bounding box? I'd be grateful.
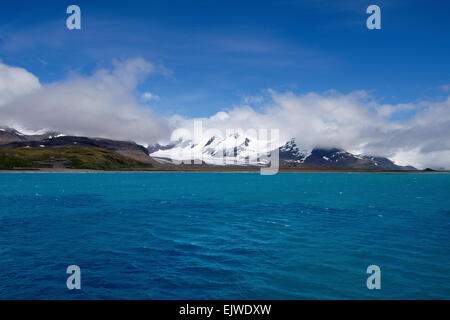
[0,62,41,105]
[0,58,169,144]
[171,90,450,169]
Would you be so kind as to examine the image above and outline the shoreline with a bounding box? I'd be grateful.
[0,168,447,174]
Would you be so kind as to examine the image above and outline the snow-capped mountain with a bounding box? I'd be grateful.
[0,126,416,170]
[293,148,413,170]
[150,132,280,165]
[149,136,416,170]
[279,138,310,163]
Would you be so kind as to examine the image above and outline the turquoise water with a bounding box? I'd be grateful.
[0,172,449,299]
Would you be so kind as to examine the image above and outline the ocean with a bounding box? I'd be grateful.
[0,172,449,299]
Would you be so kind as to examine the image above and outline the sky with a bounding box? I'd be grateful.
[0,0,449,168]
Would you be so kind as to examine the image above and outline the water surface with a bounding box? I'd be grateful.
[0,173,449,299]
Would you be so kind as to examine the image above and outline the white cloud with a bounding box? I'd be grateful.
[0,62,41,105]
[0,58,170,144]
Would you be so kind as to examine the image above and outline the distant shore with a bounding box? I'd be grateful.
[0,168,447,174]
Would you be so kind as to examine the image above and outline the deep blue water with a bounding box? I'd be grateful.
[0,172,449,299]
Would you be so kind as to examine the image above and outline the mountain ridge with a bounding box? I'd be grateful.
[0,127,417,171]
[0,127,157,170]
[149,136,416,171]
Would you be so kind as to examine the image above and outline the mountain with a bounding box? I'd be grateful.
[279,138,310,163]
[150,132,275,165]
[149,136,416,171]
[147,142,176,154]
[360,156,416,171]
[0,127,62,144]
[303,148,414,170]
[0,127,417,171]
[278,139,415,170]
[0,128,156,170]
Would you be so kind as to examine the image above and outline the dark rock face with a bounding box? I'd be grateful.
[0,135,149,155]
[362,156,416,171]
[0,128,25,144]
[0,127,62,144]
[277,138,415,170]
[204,137,215,147]
[302,148,415,170]
[304,148,361,167]
[279,138,308,163]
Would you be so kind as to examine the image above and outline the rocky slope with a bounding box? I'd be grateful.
[0,128,156,169]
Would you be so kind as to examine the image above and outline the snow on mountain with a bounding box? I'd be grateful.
[0,127,65,145]
[302,147,415,170]
[150,132,281,165]
[1,126,416,170]
[149,135,416,170]
[279,138,311,163]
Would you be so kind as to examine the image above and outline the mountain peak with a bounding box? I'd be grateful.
[279,138,310,163]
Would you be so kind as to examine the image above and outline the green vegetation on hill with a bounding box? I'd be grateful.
[0,146,153,170]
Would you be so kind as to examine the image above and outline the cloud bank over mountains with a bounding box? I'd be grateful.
[0,59,449,169]
[171,90,450,169]
[0,58,169,143]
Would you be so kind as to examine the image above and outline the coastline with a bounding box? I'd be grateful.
[0,168,447,174]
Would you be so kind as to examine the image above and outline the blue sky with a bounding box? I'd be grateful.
[0,0,449,118]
